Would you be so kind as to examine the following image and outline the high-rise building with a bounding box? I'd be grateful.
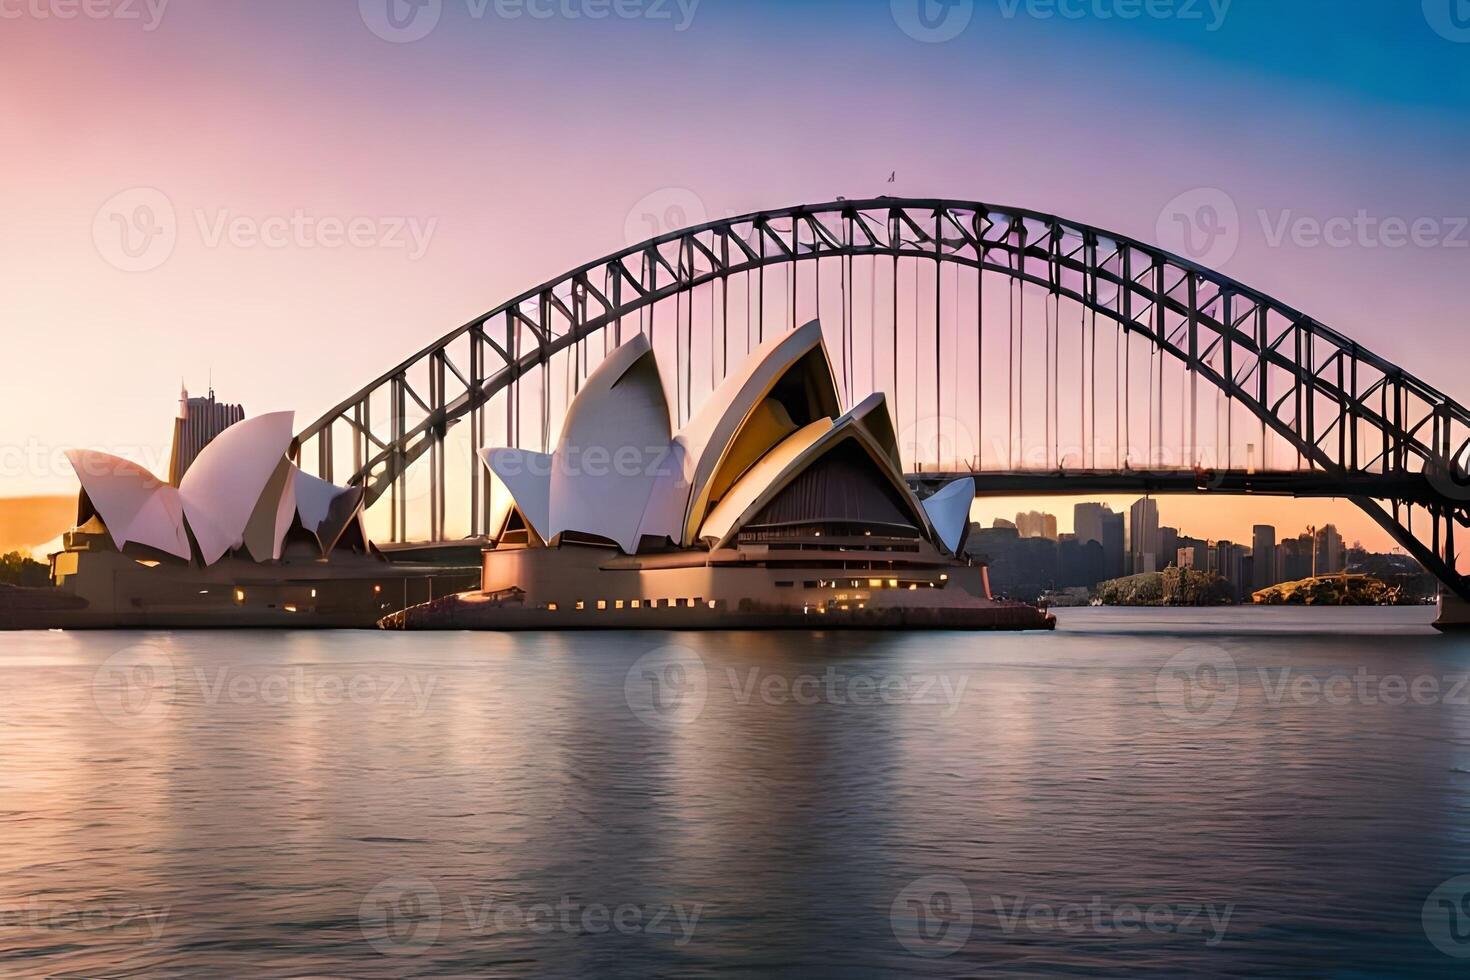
[1159,526,1180,569]
[1101,510,1126,581]
[1177,546,1197,569]
[168,385,246,486]
[1252,525,1277,591]
[1215,540,1249,599]
[1073,503,1108,546]
[1317,524,1345,574]
[1279,533,1315,582]
[1128,498,1161,574]
[1016,511,1058,541]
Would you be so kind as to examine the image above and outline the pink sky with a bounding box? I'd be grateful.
[2,1,1466,553]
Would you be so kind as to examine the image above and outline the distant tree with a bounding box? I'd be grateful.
[0,552,51,588]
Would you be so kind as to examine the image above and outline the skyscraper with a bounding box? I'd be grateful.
[1252,525,1277,592]
[1317,524,1345,574]
[1073,503,1108,547]
[1128,498,1161,574]
[1016,511,1059,541]
[168,385,246,486]
[1101,510,1126,581]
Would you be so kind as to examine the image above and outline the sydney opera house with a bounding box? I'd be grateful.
[388,321,1054,630]
[46,408,477,628]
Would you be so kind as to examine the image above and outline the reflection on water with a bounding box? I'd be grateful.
[2,608,1469,976]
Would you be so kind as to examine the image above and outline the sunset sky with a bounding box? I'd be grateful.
[2,0,1467,551]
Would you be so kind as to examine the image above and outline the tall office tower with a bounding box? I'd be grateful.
[1252,525,1277,591]
[1159,526,1180,569]
[1015,511,1059,541]
[168,385,246,486]
[1074,502,1108,547]
[1279,533,1315,582]
[1128,497,1161,574]
[1101,510,1126,580]
[1215,541,1249,599]
[1316,524,1345,573]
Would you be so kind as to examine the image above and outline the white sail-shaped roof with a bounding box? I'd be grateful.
[289,465,367,555]
[670,319,841,546]
[848,392,903,471]
[242,457,298,562]
[696,405,930,550]
[480,447,552,543]
[548,334,673,554]
[64,450,192,560]
[179,411,296,565]
[921,478,974,555]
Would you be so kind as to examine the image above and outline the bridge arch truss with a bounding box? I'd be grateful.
[294,198,1470,598]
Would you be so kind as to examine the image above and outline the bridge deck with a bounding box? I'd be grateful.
[908,469,1438,502]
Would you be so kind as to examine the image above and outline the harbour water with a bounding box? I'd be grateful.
[3,607,1470,976]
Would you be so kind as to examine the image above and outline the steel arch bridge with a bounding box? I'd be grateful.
[293,198,1470,599]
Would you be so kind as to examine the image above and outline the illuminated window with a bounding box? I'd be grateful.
[311,588,318,598]
[888,579,898,588]
[909,583,918,591]
[939,574,949,582]
[868,579,883,588]
[547,603,558,612]
[198,589,210,596]
[597,600,607,610]
[373,584,382,594]
[576,601,585,611]
[283,604,298,613]
[614,600,624,609]
[234,588,246,603]
[631,600,641,609]
[707,600,717,609]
